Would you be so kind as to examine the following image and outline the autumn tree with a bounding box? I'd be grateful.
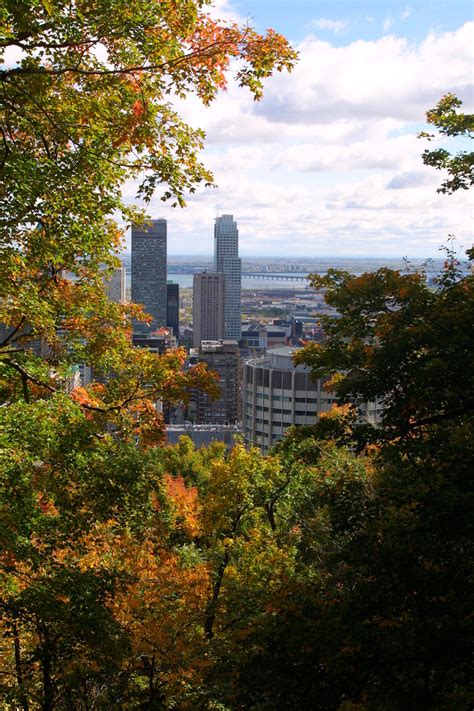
[227,102,474,707]
[277,254,474,705]
[0,2,297,707]
[0,0,296,421]
[295,252,474,441]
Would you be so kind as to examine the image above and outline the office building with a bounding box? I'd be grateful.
[192,272,225,347]
[191,340,241,424]
[214,214,241,340]
[103,265,126,304]
[131,219,167,334]
[167,282,180,339]
[242,346,383,453]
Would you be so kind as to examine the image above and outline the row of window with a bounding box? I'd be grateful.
[246,395,335,406]
[246,368,324,391]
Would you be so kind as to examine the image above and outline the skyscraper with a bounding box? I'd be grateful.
[166,282,180,339]
[214,214,241,340]
[131,219,167,334]
[193,272,225,347]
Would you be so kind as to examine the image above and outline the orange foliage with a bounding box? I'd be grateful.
[164,473,201,537]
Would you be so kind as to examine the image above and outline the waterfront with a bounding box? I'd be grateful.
[124,256,451,292]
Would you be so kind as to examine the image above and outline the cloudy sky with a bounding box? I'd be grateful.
[129,0,471,258]
[5,0,468,258]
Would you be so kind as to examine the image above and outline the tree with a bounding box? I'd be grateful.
[294,253,474,441]
[273,249,474,708]
[0,0,296,430]
[419,93,474,194]
[0,3,297,707]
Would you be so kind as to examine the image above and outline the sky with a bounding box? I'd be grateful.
[125,0,472,258]
[4,0,471,257]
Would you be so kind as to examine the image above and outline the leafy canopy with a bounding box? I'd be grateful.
[0,0,296,438]
[295,250,474,441]
[419,93,474,194]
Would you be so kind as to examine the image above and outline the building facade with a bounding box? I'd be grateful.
[214,214,241,340]
[191,340,241,424]
[166,423,240,448]
[192,272,225,347]
[166,282,180,339]
[131,219,167,334]
[242,346,382,453]
[103,265,126,304]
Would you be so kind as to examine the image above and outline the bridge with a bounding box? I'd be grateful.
[241,272,309,282]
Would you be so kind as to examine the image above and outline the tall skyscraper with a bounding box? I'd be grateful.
[131,219,167,334]
[214,214,241,340]
[166,282,180,339]
[193,272,225,347]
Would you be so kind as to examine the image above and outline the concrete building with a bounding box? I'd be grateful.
[214,214,241,340]
[191,340,241,424]
[240,321,291,352]
[193,272,225,347]
[242,346,383,453]
[103,265,126,304]
[166,282,180,339]
[131,219,167,334]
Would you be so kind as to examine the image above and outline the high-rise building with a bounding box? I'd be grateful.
[214,214,241,340]
[131,219,167,334]
[192,272,225,347]
[103,265,126,304]
[191,340,241,424]
[166,282,180,339]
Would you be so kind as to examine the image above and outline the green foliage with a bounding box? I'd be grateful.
[1,18,472,709]
[295,252,474,440]
[0,2,298,707]
[0,0,296,438]
[419,93,474,193]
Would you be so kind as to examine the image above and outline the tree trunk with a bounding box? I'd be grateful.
[204,550,229,640]
[12,620,29,711]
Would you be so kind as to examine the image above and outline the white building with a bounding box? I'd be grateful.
[242,346,383,453]
[214,214,241,340]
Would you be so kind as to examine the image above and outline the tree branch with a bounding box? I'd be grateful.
[0,37,238,81]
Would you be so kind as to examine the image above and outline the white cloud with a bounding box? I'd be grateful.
[125,21,473,257]
[312,18,348,33]
[401,6,411,20]
[253,25,473,125]
[383,15,394,32]
[208,0,244,23]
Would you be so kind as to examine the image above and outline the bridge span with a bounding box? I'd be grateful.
[241,272,309,282]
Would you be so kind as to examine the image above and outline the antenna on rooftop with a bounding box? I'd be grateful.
[216,186,219,220]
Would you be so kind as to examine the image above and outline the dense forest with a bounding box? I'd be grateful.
[1,1,473,708]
